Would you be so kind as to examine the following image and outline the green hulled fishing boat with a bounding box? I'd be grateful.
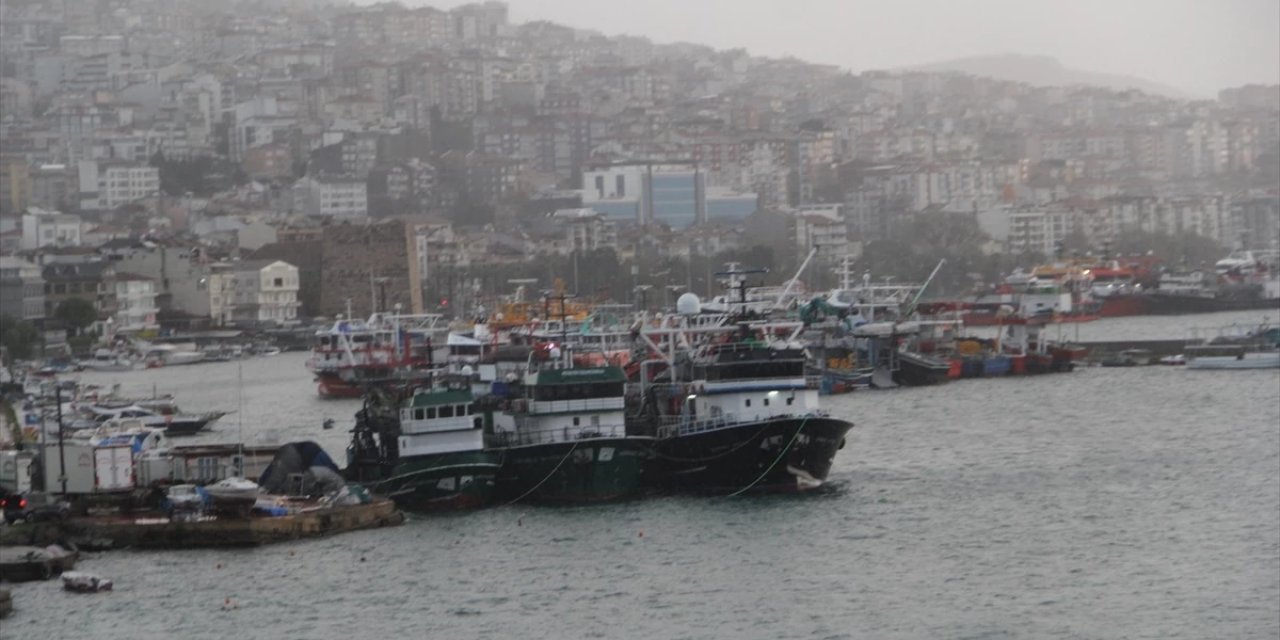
[490,357,651,504]
[345,381,502,510]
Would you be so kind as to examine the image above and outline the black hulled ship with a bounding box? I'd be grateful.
[629,307,853,494]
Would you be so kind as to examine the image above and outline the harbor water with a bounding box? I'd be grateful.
[3,310,1278,639]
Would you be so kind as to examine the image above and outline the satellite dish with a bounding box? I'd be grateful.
[676,292,702,315]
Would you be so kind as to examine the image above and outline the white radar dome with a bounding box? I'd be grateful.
[676,292,702,315]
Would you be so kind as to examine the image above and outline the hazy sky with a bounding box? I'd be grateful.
[394,0,1280,98]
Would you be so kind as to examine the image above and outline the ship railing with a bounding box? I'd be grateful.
[655,413,735,439]
[491,423,627,447]
[655,410,832,439]
[526,397,625,414]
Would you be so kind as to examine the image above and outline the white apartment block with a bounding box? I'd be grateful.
[112,274,159,332]
[793,206,850,262]
[292,175,368,219]
[21,210,81,249]
[77,160,159,210]
[230,259,300,326]
[551,208,618,255]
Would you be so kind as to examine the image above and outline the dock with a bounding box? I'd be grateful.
[0,499,404,551]
[66,498,404,549]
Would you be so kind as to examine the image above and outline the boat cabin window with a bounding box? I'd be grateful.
[426,407,436,419]
[786,397,794,406]
[414,408,425,420]
[763,398,770,406]
[439,405,455,418]
[573,417,580,426]
[531,382,624,401]
[745,399,751,407]
[705,359,804,381]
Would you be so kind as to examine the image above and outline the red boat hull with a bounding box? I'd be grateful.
[317,378,364,399]
[1097,294,1150,318]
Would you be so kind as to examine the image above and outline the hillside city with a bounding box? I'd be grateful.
[1,0,1278,359]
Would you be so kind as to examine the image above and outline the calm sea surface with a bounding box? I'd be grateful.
[2,310,1278,639]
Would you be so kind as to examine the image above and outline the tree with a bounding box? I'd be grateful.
[0,316,39,362]
[54,298,98,336]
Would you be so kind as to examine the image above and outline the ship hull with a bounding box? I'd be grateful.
[316,373,365,399]
[1097,294,1150,318]
[494,437,651,504]
[647,416,853,494]
[893,351,951,386]
[160,416,218,437]
[346,450,501,511]
[1144,293,1280,315]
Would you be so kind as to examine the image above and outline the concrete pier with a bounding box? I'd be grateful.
[1080,339,1188,363]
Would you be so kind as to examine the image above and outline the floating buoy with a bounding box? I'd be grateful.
[216,563,223,569]
[360,556,366,562]
[638,530,644,538]
[222,597,237,610]
[289,550,295,557]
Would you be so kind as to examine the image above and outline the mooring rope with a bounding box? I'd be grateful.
[727,414,811,498]
[503,441,580,506]
[646,421,772,463]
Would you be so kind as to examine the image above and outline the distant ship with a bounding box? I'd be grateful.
[306,312,449,398]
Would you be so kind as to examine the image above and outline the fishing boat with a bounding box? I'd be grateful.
[489,347,652,504]
[306,312,448,398]
[344,379,502,510]
[811,258,952,388]
[1143,251,1280,315]
[1184,320,1280,370]
[629,299,853,494]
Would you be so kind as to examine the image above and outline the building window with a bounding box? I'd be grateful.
[273,277,283,287]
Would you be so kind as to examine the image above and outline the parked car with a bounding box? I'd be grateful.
[2,492,71,525]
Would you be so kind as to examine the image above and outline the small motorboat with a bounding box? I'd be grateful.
[203,478,260,516]
[62,571,113,593]
[1159,354,1186,365]
[165,484,205,516]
